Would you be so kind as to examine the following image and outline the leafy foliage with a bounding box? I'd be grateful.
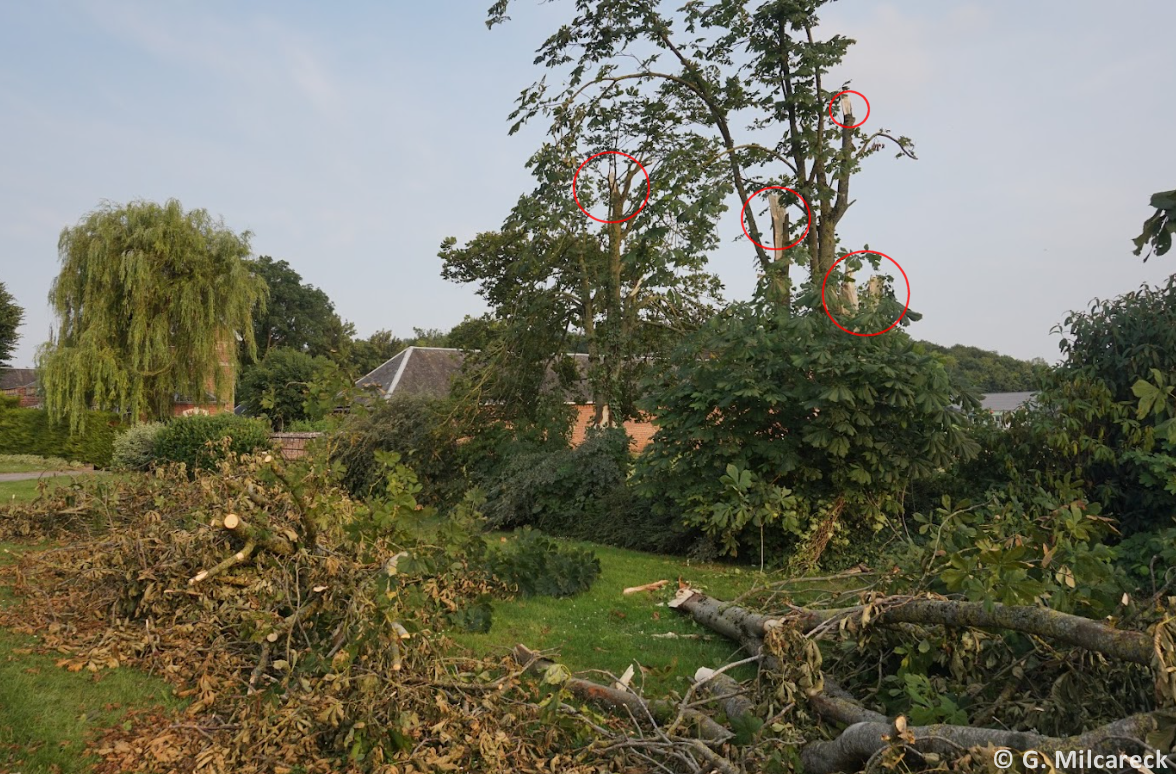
[969,277,1176,535]
[0,397,120,466]
[237,346,336,430]
[491,0,916,295]
[38,199,264,429]
[918,341,1049,392]
[152,414,272,474]
[635,296,979,563]
[903,488,1121,615]
[1133,188,1176,260]
[0,281,23,368]
[243,255,350,360]
[109,421,165,471]
[482,428,689,554]
[330,396,464,504]
[487,528,601,598]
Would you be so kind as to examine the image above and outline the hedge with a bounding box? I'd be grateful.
[152,414,273,475]
[0,397,121,467]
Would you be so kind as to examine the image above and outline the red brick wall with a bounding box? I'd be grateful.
[569,404,657,453]
[2,386,41,408]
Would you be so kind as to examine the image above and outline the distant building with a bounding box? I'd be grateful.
[356,346,657,452]
[0,368,40,408]
[979,391,1036,418]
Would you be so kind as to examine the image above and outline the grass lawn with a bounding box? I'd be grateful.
[0,629,183,774]
[0,455,90,474]
[0,474,113,505]
[0,542,183,773]
[450,539,779,696]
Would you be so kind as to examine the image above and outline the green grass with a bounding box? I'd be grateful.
[0,455,89,474]
[0,541,183,773]
[0,628,183,773]
[450,539,778,695]
[0,474,113,505]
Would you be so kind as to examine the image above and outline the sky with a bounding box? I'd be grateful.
[1,0,1174,368]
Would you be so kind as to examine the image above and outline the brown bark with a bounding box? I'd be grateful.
[801,713,1170,774]
[674,591,1153,666]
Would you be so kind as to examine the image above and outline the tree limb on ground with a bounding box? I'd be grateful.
[511,644,733,743]
[673,589,1153,665]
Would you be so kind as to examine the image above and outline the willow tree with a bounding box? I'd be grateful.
[38,199,265,429]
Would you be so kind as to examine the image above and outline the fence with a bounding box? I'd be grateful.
[269,432,324,460]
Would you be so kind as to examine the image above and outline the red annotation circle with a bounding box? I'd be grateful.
[828,90,870,129]
[739,186,812,250]
[821,250,910,337]
[572,151,651,224]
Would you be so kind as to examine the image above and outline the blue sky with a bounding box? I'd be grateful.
[1,0,1174,367]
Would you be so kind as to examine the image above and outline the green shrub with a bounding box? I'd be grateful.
[153,414,272,474]
[110,422,166,471]
[487,529,601,598]
[482,428,696,554]
[331,397,463,504]
[634,297,979,563]
[0,402,121,467]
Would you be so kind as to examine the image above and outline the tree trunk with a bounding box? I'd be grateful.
[673,591,1153,665]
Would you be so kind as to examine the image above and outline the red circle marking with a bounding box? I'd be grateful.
[739,186,811,250]
[820,250,910,337]
[828,90,870,129]
[572,151,651,224]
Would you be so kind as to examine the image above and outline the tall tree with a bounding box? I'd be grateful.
[0,281,23,367]
[489,0,915,303]
[442,92,728,424]
[244,256,350,360]
[38,199,265,428]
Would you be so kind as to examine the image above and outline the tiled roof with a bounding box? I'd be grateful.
[356,347,592,402]
[979,391,1036,413]
[0,367,36,391]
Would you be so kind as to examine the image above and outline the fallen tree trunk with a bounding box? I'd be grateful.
[694,667,757,728]
[511,644,732,743]
[801,712,1171,774]
[673,590,1154,665]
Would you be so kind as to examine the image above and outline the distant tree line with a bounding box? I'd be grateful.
[919,341,1049,393]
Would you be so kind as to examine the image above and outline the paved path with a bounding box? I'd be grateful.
[0,469,98,482]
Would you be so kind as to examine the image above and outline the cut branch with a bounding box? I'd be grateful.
[511,644,732,743]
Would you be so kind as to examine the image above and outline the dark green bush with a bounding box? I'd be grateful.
[331,396,464,504]
[0,400,121,466]
[153,414,272,474]
[487,528,601,598]
[482,428,696,554]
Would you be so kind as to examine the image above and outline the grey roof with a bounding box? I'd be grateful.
[0,368,36,391]
[979,391,1036,413]
[356,346,592,402]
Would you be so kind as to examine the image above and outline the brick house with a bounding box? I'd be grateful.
[356,346,657,452]
[0,368,41,408]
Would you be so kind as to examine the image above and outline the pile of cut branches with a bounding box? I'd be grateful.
[0,451,620,773]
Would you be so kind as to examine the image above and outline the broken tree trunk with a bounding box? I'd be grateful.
[801,712,1173,774]
[673,590,1154,665]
